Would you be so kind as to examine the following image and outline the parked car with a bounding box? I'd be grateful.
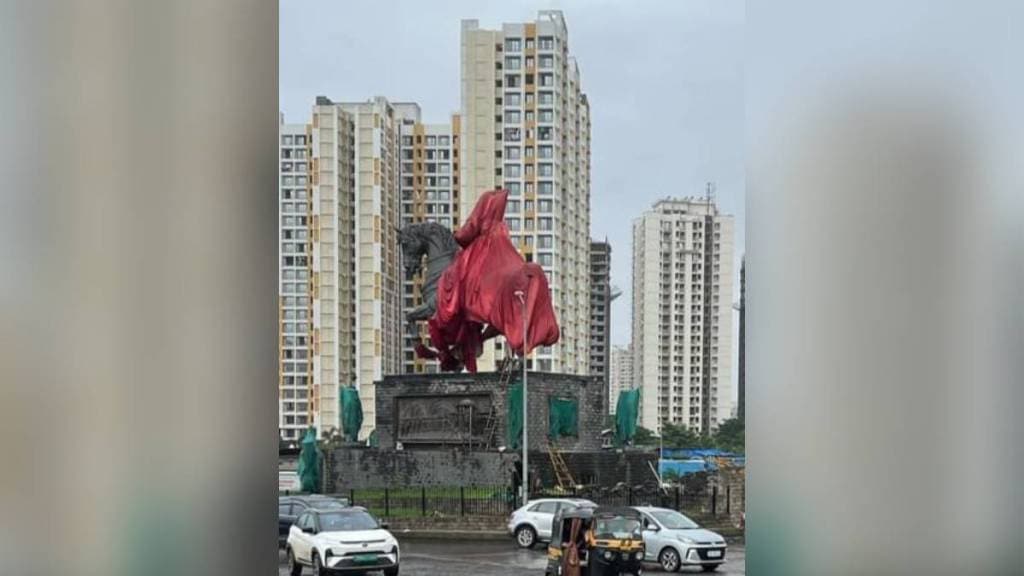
[633,506,727,572]
[507,497,597,549]
[279,495,351,546]
[285,506,399,575]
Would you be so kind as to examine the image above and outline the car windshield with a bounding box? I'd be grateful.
[650,509,699,530]
[318,511,380,531]
[594,515,643,539]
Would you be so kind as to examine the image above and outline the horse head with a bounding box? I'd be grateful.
[397,224,428,277]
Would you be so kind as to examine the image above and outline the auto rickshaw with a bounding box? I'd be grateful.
[544,506,645,576]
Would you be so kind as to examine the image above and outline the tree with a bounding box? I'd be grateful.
[712,417,745,454]
[661,423,714,450]
[633,426,658,446]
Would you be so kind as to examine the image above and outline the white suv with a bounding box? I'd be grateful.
[286,507,400,575]
[507,498,596,549]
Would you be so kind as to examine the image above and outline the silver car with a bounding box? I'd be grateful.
[634,506,727,572]
[507,497,597,548]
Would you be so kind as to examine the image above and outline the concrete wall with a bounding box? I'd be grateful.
[374,371,607,452]
[323,446,658,491]
[325,447,516,489]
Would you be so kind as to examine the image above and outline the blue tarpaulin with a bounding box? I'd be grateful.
[659,459,709,476]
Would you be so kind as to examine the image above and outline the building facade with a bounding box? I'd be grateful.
[632,197,734,434]
[589,240,615,388]
[279,120,317,441]
[335,97,409,438]
[608,344,634,415]
[398,112,463,374]
[280,97,416,440]
[460,10,592,374]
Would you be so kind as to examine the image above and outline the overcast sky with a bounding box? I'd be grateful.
[281,0,745,348]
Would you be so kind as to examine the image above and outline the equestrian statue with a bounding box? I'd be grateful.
[398,189,560,372]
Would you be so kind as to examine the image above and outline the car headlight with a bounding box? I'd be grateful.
[635,551,644,560]
[677,535,695,544]
[603,550,613,560]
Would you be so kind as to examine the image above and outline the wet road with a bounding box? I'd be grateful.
[279,538,745,575]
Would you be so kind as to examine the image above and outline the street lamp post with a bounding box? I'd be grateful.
[515,290,528,507]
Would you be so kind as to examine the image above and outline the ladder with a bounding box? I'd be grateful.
[548,443,576,491]
[483,355,519,450]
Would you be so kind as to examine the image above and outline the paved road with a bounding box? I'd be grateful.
[279,539,745,575]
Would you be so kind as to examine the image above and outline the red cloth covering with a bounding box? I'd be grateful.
[422,189,560,371]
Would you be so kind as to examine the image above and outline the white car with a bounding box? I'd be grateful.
[507,497,596,549]
[634,506,727,572]
[286,506,400,575]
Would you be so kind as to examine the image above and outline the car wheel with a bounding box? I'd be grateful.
[514,525,537,549]
[286,548,302,576]
[311,551,323,576]
[659,547,681,572]
[384,565,399,576]
[701,563,721,572]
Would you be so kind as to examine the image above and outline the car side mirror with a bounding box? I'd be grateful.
[303,526,316,534]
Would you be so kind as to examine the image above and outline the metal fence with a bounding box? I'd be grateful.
[326,483,744,522]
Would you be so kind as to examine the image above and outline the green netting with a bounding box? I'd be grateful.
[507,381,523,449]
[297,426,321,493]
[548,396,578,439]
[340,385,363,442]
[614,388,641,446]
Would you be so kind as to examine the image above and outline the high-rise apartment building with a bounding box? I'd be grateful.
[632,197,734,434]
[279,120,317,441]
[398,111,463,373]
[589,240,616,387]
[608,344,634,415]
[460,10,592,373]
[280,97,414,440]
[335,97,409,438]
[305,98,359,441]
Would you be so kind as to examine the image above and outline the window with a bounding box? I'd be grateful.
[505,92,522,106]
[505,110,521,124]
[539,73,554,87]
[539,217,553,231]
[539,91,554,105]
[529,502,558,514]
[505,38,522,52]
[538,163,553,177]
[538,127,553,141]
[539,253,553,266]
[506,75,521,88]
[538,199,552,213]
[507,218,521,231]
[507,200,521,213]
[505,146,521,160]
[504,127,521,142]
[282,135,293,145]
[426,136,436,146]
[539,235,553,248]
[539,55,554,69]
[504,164,521,177]
[539,36,554,50]
[538,145,553,159]
[507,182,521,195]
[505,56,521,70]
[539,109,554,123]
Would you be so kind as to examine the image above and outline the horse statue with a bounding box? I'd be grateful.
[397,189,560,372]
[398,222,459,322]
